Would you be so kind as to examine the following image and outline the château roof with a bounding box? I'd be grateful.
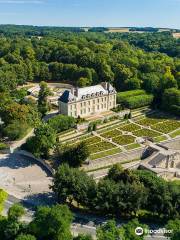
[59,82,116,103]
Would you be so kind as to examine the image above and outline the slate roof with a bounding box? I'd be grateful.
[59,83,116,103]
[59,90,76,103]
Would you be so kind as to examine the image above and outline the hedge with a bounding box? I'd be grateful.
[124,94,154,109]
[48,115,76,133]
[117,90,146,104]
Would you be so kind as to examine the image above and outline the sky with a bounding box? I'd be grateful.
[0,0,179,29]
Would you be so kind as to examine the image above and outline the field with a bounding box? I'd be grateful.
[61,113,180,160]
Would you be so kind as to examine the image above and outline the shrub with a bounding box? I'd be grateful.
[48,115,76,133]
[0,142,8,150]
[3,121,29,141]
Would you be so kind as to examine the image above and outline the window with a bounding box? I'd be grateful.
[88,101,90,105]
[93,100,95,104]
[74,111,77,116]
[97,99,100,103]
[88,108,91,112]
[102,98,104,102]
[101,104,103,109]
[97,105,99,110]
[104,103,106,108]
[81,110,83,115]
[84,102,86,107]
[80,103,82,107]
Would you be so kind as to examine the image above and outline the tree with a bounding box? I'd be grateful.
[38,81,51,116]
[60,142,90,167]
[8,204,25,222]
[29,204,73,240]
[120,219,148,240]
[22,123,56,158]
[74,235,93,240]
[15,234,36,240]
[0,189,8,214]
[4,204,26,240]
[165,219,180,240]
[97,220,122,240]
[51,164,96,207]
[48,115,76,134]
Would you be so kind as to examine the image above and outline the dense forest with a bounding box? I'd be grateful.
[0,25,179,115]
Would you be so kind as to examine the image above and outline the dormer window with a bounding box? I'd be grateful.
[82,95,86,100]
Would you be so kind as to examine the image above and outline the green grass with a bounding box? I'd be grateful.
[133,129,160,138]
[113,135,135,145]
[154,135,167,143]
[90,148,122,160]
[88,141,115,154]
[101,129,122,139]
[169,129,180,138]
[125,143,141,150]
[152,120,180,134]
[119,123,141,132]
[136,118,165,126]
[83,136,102,145]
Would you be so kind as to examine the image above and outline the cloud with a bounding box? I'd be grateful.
[0,0,44,4]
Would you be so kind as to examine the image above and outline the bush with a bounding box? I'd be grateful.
[0,142,8,150]
[3,121,29,141]
[48,115,76,133]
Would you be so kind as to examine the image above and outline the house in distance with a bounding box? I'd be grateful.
[58,82,117,118]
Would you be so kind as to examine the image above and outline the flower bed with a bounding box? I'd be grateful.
[101,129,122,139]
[133,129,160,137]
[119,123,141,132]
[113,135,135,145]
[136,118,165,126]
[152,120,180,134]
[88,141,115,154]
[83,136,102,145]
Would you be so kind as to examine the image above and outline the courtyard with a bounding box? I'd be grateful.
[0,153,52,203]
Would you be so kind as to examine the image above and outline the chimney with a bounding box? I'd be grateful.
[71,87,78,96]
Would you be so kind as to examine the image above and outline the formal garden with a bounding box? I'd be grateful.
[60,113,180,161]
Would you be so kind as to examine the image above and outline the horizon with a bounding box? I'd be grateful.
[0,0,179,29]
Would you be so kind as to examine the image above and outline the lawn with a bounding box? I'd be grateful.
[113,135,135,145]
[169,129,180,138]
[90,148,122,160]
[125,143,141,150]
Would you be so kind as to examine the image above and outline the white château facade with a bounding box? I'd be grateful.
[59,82,117,118]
